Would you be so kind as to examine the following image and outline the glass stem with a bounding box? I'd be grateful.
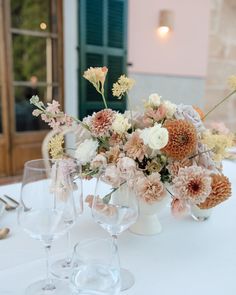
[65,231,72,264]
[44,244,55,291]
[112,234,120,266]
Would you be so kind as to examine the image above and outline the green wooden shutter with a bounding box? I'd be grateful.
[79,0,128,118]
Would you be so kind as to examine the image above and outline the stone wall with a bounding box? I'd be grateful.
[204,0,236,129]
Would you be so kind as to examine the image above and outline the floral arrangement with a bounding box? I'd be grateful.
[30,67,236,217]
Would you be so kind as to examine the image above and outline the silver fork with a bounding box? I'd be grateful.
[0,197,18,211]
[3,194,30,212]
[3,195,20,206]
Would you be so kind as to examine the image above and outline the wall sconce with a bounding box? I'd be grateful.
[157,10,174,37]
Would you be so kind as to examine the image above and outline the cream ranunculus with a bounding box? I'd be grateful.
[148,93,161,107]
[140,124,169,150]
[111,113,131,135]
[75,138,98,164]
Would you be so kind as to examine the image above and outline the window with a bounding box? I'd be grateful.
[79,0,128,118]
[10,0,61,132]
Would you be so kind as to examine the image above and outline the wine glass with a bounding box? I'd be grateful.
[71,238,120,295]
[91,166,138,291]
[18,159,77,295]
[51,162,83,280]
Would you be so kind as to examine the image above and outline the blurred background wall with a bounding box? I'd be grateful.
[128,0,210,108]
[204,0,236,129]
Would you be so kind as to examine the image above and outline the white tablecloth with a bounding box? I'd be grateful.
[0,160,236,295]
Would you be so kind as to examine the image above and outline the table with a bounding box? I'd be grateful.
[0,160,236,295]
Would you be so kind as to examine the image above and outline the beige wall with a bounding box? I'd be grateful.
[128,0,210,77]
[204,0,236,129]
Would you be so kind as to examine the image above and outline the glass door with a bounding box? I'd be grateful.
[0,0,63,177]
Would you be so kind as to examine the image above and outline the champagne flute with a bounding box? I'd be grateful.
[18,159,77,295]
[91,166,138,291]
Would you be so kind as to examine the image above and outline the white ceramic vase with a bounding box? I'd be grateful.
[190,204,212,221]
[130,192,169,235]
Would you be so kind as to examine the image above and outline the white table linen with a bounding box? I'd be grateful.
[0,161,236,295]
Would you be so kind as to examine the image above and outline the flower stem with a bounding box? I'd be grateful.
[189,148,214,160]
[127,94,134,132]
[101,93,108,109]
[202,89,236,120]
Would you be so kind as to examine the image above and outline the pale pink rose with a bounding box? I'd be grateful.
[102,165,122,187]
[117,157,137,180]
[171,198,189,218]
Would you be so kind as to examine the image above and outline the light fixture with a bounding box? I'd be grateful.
[157,10,174,37]
[40,22,47,30]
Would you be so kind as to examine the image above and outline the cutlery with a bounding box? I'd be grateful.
[0,228,10,239]
[3,195,20,206]
[0,198,18,211]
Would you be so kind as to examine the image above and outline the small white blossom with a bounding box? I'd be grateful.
[75,139,98,164]
[111,113,131,135]
[148,93,161,107]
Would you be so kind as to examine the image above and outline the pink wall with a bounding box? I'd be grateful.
[128,0,210,77]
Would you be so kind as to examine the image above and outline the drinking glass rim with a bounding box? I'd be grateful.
[24,159,54,171]
[74,237,112,253]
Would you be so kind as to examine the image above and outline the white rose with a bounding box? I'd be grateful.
[148,93,161,107]
[140,124,168,150]
[139,128,150,145]
[112,113,131,135]
[75,138,98,164]
[163,100,176,119]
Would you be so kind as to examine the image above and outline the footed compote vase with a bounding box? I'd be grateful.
[190,204,212,221]
[130,191,170,235]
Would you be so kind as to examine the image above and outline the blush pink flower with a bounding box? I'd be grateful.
[108,133,124,146]
[102,165,122,187]
[38,100,73,130]
[171,198,189,218]
[106,146,123,164]
[46,100,61,114]
[143,105,166,125]
[90,109,115,137]
[117,157,137,180]
[167,158,192,178]
[136,172,165,204]
[91,154,107,169]
[124,132,148,161]
[172,166,212,205]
